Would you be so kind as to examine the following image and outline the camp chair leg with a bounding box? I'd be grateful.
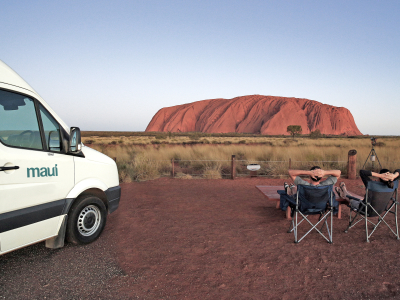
[330,209,333,243]
[345,209,362,233]
[288,219,294,233]
[294,209,298,243]
[319,213,325,232]
[295,211,332,243]
[368,204,399,239]
[395,201,399,240]
[324,218,331,242]
[289,213,307,233]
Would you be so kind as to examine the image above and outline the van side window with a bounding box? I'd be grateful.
[39,104,62,152]
[0,90,43,150]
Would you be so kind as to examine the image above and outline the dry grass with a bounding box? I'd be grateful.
[85,136,400,183]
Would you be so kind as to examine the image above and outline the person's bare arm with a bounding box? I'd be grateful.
[371,171,390,181]
[288,169,313,181]
[320,169,341,179]
[386,171,400,181]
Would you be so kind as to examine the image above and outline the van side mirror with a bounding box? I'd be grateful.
[69,127,82,153]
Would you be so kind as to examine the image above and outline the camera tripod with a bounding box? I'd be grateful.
[362,147,382,171]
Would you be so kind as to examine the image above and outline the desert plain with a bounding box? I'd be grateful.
[2,133,400,299]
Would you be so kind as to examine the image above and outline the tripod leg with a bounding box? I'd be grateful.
[362,149,374,170]
[372,149,382,170]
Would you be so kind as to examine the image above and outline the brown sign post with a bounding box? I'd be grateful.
[347,150,357,180]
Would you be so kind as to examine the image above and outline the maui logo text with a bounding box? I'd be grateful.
[27,164,58,178]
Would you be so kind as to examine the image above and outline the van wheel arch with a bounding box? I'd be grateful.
[79,188,108,209]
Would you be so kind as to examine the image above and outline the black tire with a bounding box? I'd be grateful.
[66,195,107,245]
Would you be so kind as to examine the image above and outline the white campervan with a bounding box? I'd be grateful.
[0,60,120,255]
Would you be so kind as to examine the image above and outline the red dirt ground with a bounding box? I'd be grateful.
[113,177,400,299]
[2,177,400,299]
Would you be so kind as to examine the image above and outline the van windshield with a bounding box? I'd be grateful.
[0,89,42,150]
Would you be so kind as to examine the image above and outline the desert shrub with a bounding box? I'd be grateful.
[376,142,386,147]
[189,133,200,140]
[192,161,204,171]
[238,140,246,144]
[224,141,232,145]
[179,160,191,168]
[118,140,124,144]
[235,151,246,160]
[116,161,134,183]
[310,129,322,139]
[212,140,220,144]
[221,165,231,177]
[175,172,193,179]
[202,139,210,144]
[260,141,273,146]
[183,141,202,145]
[131,154,160,181]
[203,168,222,179]
[110,141,117,145]
[283,139,297,144]
[85,139,94,144]
[151,140,161,144]
[155,134,167,140]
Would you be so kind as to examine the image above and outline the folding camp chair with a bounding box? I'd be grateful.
[288,184,334,243]
[345,180,399,242]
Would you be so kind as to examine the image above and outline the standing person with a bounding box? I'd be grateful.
[336,169,400,209]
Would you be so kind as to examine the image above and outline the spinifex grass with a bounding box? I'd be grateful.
[86,137,400,182]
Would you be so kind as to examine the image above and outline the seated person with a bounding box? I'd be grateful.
[336,169,400,210]
[284,166,341,195]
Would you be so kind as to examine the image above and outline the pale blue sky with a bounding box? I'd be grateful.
[1,1,399,135]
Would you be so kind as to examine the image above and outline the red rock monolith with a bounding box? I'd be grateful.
[145,95,362,135]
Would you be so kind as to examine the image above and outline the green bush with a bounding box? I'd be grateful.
[310,129,322,139]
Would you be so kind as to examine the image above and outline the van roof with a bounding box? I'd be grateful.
[0,60,37,94]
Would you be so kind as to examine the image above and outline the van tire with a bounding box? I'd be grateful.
[66,195,107,244]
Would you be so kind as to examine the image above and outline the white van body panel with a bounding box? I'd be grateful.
[0,145,74,214]
[74,146,120,188]
[66,178,108,199]
[1,216,62,254]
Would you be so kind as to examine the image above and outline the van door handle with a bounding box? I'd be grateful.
[0,166,20,171]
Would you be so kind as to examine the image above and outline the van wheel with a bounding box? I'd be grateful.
[66,195,107,244]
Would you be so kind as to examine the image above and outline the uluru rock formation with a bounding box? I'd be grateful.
[146,95,362,136]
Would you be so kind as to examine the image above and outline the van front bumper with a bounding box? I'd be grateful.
[105,186,121,214]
